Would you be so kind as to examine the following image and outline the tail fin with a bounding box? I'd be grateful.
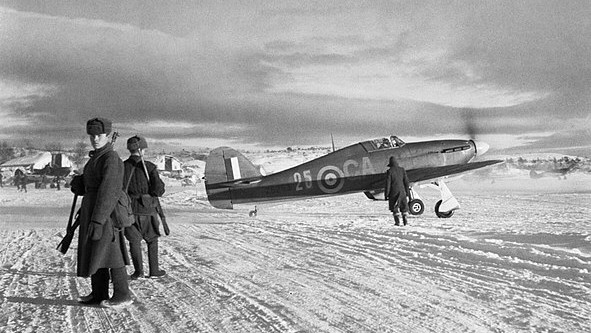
[205,147,262,209]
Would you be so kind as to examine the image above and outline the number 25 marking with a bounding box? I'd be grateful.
[294,170,312,191]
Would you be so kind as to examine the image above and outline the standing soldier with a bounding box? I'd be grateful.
[20,173,28,193]
[124,135,166,279]
[385,156,411,226]
[14,170,22,190]
[70,117,132,308]
[56,175,62,190]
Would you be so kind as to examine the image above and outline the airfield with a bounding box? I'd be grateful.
[0,152,590,333]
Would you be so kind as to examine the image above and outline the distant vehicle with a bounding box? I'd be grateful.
[205,135,502,218]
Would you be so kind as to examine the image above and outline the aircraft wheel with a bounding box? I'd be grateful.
[408,199,425,215]
[249,206,258,217]
[434,200,454,218]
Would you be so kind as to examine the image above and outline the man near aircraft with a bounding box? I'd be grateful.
[123,135,166,279]
[385,156,411,226]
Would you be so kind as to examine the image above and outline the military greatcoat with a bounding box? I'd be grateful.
[76,144,130,277]
[385,164,411,213]
[123,156,165,242]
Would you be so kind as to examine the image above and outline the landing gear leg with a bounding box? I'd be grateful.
[426,181,459,218]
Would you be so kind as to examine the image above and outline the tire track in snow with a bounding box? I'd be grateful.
[162,224,301,332]
[241,214,590,332]
[0,230,73,333]
[236,219,499,332]
[115,220,298,333]
[0,190,589,332]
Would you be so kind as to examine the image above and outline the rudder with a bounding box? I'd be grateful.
[205,147,261,209]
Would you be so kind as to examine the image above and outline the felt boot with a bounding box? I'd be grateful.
[148,240,166,278]
[402,213,409,226]
[101,267,132,308]
[128,241,144,279]
[79,268,109,304]
[393,213,401,226]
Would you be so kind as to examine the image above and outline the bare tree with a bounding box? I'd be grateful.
[45,142,63,152]
[72,141,88,169]
[0,141,15,164]
[22,139,36,151]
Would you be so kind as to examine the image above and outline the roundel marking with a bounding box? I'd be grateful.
[317,165,345,194]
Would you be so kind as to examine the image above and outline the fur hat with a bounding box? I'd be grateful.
[86,117,112,135]
[127,135,148,150]
[387,156,398,167]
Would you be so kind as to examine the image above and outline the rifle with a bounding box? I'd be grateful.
[56,195,80,254]
[139,149,170,236]
[57,131,120,253]
[155,197,170,235]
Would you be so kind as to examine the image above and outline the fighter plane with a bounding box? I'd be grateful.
[529,164,578,180]
[205,136,502,218]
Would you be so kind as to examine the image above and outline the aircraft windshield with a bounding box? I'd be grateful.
[363,136,406,151]
[391,135,405,147]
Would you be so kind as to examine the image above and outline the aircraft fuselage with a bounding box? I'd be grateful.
[217,139,478,205]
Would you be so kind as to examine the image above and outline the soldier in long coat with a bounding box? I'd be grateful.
[71,117,132,308]
[385,156,411,226]
[123,135,166,279]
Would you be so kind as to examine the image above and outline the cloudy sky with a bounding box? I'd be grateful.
[1,0,590,153]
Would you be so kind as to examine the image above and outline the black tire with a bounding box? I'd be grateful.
[408,199,425,215]
[434,200,454,218]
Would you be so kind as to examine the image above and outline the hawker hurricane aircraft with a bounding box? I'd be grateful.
[205,136,502,218]
[529,164,578,180]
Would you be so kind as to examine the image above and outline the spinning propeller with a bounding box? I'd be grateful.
[462,109,489,156]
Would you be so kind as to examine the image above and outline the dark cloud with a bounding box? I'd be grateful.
[1,2,590,155]
[450,1,591,104]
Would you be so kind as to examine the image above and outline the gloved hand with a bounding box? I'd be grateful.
[90,222,103,241]
[70,175,85,196]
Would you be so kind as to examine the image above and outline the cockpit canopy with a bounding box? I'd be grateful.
[361,136,406,152]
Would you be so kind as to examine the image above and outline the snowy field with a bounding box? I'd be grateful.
[0,167,590,332]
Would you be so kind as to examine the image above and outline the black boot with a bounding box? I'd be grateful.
[393,213,401,226]
[148,240,166,278]
[402,213,409,226]
[79,268,109,304]
[128,241,144,280]
[101,267,132,308]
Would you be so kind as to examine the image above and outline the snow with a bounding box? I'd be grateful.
[0,155,590,332]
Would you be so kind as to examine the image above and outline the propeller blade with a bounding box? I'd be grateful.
[462,109,477,140]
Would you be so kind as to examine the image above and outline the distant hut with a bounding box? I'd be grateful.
[152,155,183,178]
[0,152,73,175]
[0,152,74,187]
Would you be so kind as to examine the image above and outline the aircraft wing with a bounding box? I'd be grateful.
[407,159,503,184]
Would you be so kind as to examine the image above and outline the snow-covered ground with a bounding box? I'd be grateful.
[0,160,590,332]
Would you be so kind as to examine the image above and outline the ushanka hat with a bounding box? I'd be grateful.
[127,135,148,150]
[387,156,398,167]
[86,117,112,135]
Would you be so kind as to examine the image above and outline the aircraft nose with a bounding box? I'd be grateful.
[472,140,490,156]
